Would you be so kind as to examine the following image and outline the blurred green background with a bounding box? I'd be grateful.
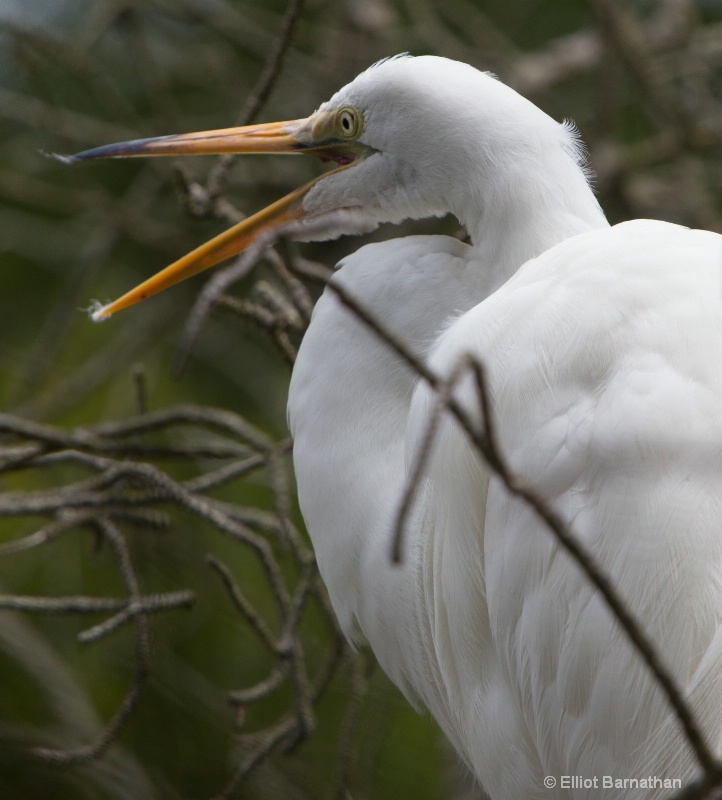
[0,1,720,798]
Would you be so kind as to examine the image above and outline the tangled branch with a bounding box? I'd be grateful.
[0,392,358,796]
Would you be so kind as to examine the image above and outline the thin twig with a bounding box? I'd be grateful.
[391,354,475,563]
[205,0,307,200]
[0,590,193,617]
[334,651,369,799]
[207,554,283,655]
[171,245,269,376]
[32,519,151,765]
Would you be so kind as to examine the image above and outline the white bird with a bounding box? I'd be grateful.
[69,55,722,798]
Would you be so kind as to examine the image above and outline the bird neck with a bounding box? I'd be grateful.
[455,145,609,292]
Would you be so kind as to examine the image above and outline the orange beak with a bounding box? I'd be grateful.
[67,116,365,319]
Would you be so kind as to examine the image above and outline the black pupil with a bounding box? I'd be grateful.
[343,115,350,129]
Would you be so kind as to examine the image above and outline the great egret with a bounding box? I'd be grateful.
[67,55,722,798]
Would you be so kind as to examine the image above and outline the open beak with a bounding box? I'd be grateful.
[68,115,365,320]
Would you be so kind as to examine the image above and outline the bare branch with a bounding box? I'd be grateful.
[0,591,193,618]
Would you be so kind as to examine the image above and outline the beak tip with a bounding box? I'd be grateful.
[42,150,80,166]
[88,300,112,323]
[60,134,179,164]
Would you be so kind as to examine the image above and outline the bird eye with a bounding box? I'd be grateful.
[336,106,362,139]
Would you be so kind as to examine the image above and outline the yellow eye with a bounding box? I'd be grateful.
[336,106,363,139]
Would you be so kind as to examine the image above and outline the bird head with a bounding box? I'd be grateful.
[63,54,578,319]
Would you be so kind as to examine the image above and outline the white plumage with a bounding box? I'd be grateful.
[76,54,722,798]
[287,57,722,798]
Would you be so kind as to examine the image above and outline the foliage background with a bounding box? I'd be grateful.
[0,0,721,798]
